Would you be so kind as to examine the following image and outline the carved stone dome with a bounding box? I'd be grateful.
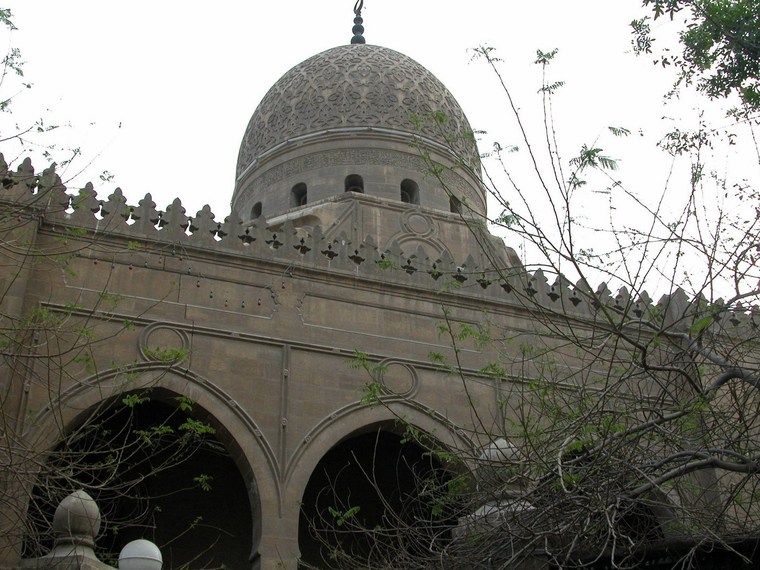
[236,44,479,179]
[232,43,486,222]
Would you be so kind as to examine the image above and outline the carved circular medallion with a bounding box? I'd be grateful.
[378,360,419,398]
[138,323,190,364]
[402,211,434,237]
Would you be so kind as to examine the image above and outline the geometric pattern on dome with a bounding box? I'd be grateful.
[236,44,478,177]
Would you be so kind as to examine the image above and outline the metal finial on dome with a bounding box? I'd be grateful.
[351,0,365,44]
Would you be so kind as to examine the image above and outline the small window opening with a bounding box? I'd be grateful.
[450,195,463,214]
[345,174,364,194]
[251,202,262,220]
[291,183,308,207]
[400,179,419,205]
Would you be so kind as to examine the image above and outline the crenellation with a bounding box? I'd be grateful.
[69,182,102,226]
[0,154,753,339]
[613,286,631,312]
[306,225,330,267]
[453,263,468,284]
[400,255,417,276]
[35,167,70,221]
[329,231,357,272]
[728,302,760,334]
[413,244,432,273]
[347,243,365,265]
[525,268,547,299]
[14,156,36,194]
[359,234,381,265]
[709,300,760,337]
[188,204,221,246]
[159,197,190,241]
[434,250,457,282]
[566,285,586,311]
[633,290,654,318]
[593,282,612,310]
[245,223,272,255]
[37,163,67,200]
[217,210,247,251]
[127,192,161,237]
[383,238,405,264]
[656,287,691,330]
[546,275,567,305]
[476,271,494,290]
[100,187,130,229]
[277,220,298,252]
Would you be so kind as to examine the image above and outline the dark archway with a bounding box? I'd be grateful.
[291,183,308,207]
[400,179,419,205]
[24,390,255,569]
[299,426,459,569]
[344,174,364,194]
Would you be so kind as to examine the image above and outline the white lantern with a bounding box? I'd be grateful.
[118,539,163,570]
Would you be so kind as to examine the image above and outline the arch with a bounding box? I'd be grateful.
[25,394,255,568]
[298,417,467,568]
[344,174,364,193]
[291,182,307,207]
[284,400,474,496]
[400,179,419,205]
[26,365,278,568]
[449,195,462,214]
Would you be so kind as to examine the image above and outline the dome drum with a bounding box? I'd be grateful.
[233,133,485,222]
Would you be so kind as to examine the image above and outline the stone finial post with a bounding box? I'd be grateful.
[17,490,162,570]
[18,489,112,569]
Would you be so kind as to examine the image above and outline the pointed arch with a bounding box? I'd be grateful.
[25,364,281,569]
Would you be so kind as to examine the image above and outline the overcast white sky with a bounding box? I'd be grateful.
[2,0,689,220]
[8,0,752,270]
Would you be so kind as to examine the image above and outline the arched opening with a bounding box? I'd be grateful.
[299,426,459,568]
[23,390,255,569]
[449,195,462,214]
[291,183,308,207]
[251,201,262,219]
[344,174,364,194]
[400,179,419,205]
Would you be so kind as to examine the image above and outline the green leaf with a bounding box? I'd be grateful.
[122,393,150,408]
[328,506,360,527]
[175,395,195,412]
[179,417,216,435]
[193,474,214,492]
[608,126,631,137]
[570,144,619,171]
[538,80,565,94]
[690,315,713,334]
[534,48,559,65]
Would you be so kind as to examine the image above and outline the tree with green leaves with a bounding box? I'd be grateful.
[305,35,760,570]
[633,0,760,110]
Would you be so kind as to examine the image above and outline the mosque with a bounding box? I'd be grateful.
[0,3,757,570]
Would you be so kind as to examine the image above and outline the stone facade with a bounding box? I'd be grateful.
[0,41,757,570]
[0,155,528,568]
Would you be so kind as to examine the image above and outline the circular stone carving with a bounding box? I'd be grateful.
[138,323,190,364]
[236,44,478,178]
[402,211,434,236]
[378,360,419,398]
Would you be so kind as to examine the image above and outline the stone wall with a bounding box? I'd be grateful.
[0,156,757,569]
